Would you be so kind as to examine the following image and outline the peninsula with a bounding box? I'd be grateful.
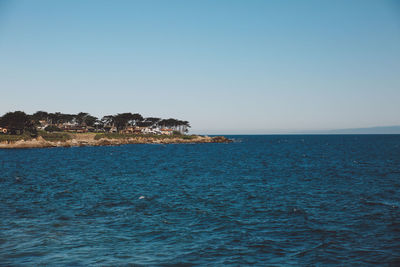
[0,111,231,149]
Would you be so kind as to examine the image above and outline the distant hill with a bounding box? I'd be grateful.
[194,126,400,135]
[320,126,400,134]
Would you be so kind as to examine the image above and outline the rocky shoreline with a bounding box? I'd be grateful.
[0,134,231,149]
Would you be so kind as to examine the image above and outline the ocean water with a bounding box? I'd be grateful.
[1,135,400,266]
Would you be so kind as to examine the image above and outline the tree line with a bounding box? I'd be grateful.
[0,111,190,135]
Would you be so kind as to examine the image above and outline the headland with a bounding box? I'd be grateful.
[0,111,231,149]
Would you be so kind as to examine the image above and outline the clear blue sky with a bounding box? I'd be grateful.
[0,0,399,134]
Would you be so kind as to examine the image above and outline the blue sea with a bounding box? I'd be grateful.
[1,135,400,266]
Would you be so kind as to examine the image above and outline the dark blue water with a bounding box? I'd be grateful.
[1,135,400,266]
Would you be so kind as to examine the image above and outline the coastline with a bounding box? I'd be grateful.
[0,133,231,149]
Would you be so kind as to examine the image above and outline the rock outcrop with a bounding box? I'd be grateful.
[0,134,231,149]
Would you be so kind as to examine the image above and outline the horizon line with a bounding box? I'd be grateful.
[193,125,400,135]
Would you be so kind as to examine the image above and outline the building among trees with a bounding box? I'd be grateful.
[0,111,191,136]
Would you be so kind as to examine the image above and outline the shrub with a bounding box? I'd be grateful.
[44,125,61,132]
[39,132,71,141]
[0,132,32,142]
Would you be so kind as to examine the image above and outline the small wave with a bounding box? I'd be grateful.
[361,199,400,208]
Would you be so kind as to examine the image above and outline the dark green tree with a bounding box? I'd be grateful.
[31,111,49,124]
[0,111,35,135]
[129,113,144,126]
[75,112,89,125]
[114,113,134,131]
[144,117,161,127]
[84,115,98,127]
[101,115,115,126]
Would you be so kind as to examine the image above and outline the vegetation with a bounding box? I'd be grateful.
[113,113,143,131]
[0,110,193,147]
[0,111,37,135]
[0,132,33,142]
[94,132,196,140]
[0,131,197,143]
[94,133,135,140]
[44,125,61,132]
[0,131,71,142]
[39,131,71,142]
[0,111,191,135]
